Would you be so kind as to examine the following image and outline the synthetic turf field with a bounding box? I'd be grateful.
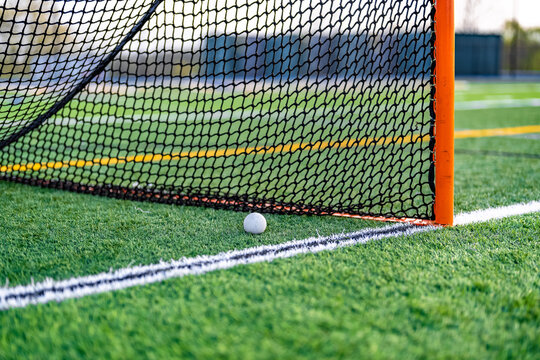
[1,82,435,218]
[0,81,539,358]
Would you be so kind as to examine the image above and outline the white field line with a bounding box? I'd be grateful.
[455,201,540,225]
[455,98,540,111]
[51,109,310,126]
[47,98,540,127]
[3,96,538,129]
[48,105,363,126]
[1,201,539,311]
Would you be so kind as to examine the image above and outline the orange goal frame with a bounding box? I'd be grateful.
[434,0,455,226]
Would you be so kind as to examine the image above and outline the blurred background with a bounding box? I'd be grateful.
[2,0,538,87]
[455,0,540,78]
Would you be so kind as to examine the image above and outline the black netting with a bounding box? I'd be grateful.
[0,0,436,220]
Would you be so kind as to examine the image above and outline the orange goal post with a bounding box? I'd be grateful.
[434,0,455,226]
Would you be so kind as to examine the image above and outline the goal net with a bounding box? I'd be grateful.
[0,0,454,224]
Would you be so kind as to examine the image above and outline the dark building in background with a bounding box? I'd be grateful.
[455,34,502,76]
[302,33,374,79]
[263,35,303,80]
[82,31,507,83]
[394,32,432,78]
[200,32,431,81]
[201,35,237,78]
[199,32,504,80]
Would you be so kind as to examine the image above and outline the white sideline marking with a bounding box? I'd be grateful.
[49,98,540,127]
[455,98,540,111]
[455,201,540,225]
[1,201,539,311]
[0,224,430,310]
[50,104,386,127]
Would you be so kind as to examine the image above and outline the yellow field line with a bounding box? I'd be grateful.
[0,135,424,173]
[455,125,540,139]
[1,125,539,173]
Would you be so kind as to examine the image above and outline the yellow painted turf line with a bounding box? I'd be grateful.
[454,125,540,139]
[1,125,539,173]
[0,135,424,173]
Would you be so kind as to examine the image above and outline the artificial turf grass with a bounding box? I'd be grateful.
[452,105,540,213]
[0,80,538,278]
[454,106,540,130]
[0,104,538,286]
[0,214,538,359]
[454,82,540,102]
[0,141,538,288]
[0,179,385,286]
[453,137,540,213]
[0,81,538,358]
[2,83,435,222]
[2,84,536,227]
[3,140,539,283]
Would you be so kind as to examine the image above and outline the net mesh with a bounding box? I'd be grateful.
[0,0,436,220]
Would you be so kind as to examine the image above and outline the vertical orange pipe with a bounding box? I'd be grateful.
[434,0,455,225]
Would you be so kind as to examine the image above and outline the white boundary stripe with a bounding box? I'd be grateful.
[455,98,540,111]
[455,201,540,226]
[47,98,540,128]
[1,201,539,311]
[0,224,428,310]
[49,103,407,127]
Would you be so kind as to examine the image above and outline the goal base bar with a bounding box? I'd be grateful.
[332,214,442,227]
[2,176,443,225]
